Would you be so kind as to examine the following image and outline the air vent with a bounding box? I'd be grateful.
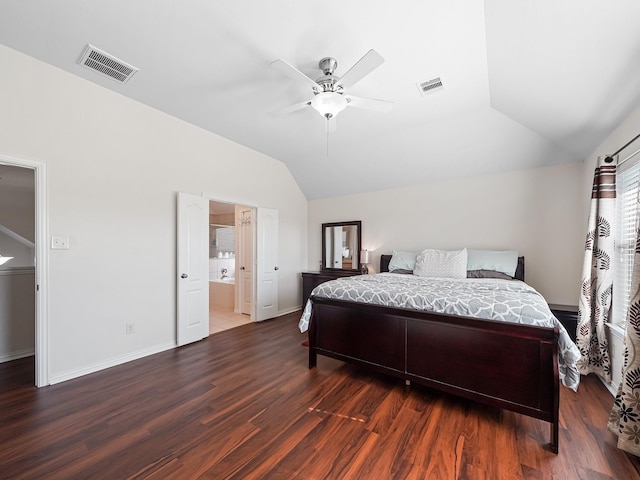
[78,44,138,84]
[417,77,444,97]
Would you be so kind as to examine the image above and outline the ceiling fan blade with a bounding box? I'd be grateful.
[345,95,394,113]
[270,59,320,91]
[269,98,312,116]
[335,49,385,91]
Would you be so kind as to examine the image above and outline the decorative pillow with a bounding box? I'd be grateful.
[467,269,513,280]
[467,250,518,277]
[413,248,468,279]
[388,251,418,272]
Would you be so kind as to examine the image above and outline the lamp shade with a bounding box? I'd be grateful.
[310,92,348,118]
[360,249,371,265]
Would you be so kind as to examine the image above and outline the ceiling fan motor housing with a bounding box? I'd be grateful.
[319,57,338,75]
[315,75,341,93]
[316,57,343,93]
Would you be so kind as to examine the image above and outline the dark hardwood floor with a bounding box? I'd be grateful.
[1,312,639,479]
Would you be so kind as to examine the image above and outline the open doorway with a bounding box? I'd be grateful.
[0,156,47,387]
[208,200,253,334]
[0,164,35,367]
[178,194,278,344]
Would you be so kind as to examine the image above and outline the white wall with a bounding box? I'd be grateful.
[309,162,584,304]
[0,45,308,383]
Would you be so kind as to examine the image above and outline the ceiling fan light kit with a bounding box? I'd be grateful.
[310,92,348,119]
[270,49,394,131]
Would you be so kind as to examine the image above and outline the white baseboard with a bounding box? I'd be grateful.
[594,372,619,396]
[601,378,619,396]
[49,341,175,385]
[606,382,618,396]
[48,309,302,384]
[0,348,35,363]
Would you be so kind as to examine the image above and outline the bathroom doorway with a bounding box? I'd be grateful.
[208,200,253,334]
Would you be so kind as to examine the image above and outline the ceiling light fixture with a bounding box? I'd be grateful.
[271,50,392,132]
[0,255,14,266]
[310,92,349,119]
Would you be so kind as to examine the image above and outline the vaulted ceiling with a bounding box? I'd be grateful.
[1,1,639,199]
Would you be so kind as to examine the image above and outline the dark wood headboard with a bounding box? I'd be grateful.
[379,254,393,273]
[379,254,525,281]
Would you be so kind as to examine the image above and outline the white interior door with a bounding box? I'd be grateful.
[177,192,209,346]
[256,208,278,321]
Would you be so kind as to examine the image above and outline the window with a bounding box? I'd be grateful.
[613,158,640,326]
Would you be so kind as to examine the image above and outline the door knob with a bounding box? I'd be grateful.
[181,273,188,279]
[274,266,279,271]
[241,266,245,270]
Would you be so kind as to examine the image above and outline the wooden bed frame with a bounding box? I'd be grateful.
[307,255,560,453]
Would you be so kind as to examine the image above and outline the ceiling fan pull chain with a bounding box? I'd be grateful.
[326,120,330,156]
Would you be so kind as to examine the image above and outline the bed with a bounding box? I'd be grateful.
[299,253,580,453]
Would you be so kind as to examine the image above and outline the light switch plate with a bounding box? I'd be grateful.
[51,236,70,250]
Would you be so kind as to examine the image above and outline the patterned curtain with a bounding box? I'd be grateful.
[577,161,616,382]
[609,178,640,456]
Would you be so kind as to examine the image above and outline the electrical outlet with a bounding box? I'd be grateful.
[126,323,135,335]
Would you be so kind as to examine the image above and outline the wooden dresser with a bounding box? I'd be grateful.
[301,271,360,305]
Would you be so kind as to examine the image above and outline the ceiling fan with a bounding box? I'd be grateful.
[270,49,394,132]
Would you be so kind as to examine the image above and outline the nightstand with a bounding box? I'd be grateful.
[301,271,360,305]
[548,304,578,342]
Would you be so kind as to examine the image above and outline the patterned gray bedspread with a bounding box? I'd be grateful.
[299,273,580,391]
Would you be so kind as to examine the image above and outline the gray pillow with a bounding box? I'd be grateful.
[388,251,418,272]
[467,269,513,280]
[467,250,518,277]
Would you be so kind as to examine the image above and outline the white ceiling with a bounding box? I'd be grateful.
[1,1,640,199]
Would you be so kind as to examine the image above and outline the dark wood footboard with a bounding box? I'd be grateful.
[308,296,560,453]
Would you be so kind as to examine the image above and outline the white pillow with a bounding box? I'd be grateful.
[413,248,468,279]
[467,250,518,277]
[388,251,418,272]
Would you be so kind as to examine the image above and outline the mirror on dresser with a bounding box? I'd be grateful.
[321,220,362,272]
[301,220,363,306]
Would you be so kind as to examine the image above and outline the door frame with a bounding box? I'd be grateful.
[0,152,48,387]
[205,195,257,322]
